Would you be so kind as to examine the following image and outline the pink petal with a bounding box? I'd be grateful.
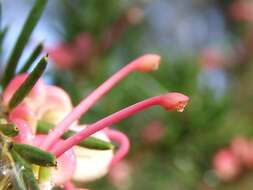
[11,119,34,144]
[3,73,45,108]
[34,135,77,186]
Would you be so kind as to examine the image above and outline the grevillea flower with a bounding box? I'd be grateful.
[229,1,253,22]
[213,148,241,181]
[48,33,94,70]
[212,136,253,182]
[140,121,165,144]
[231,137,253,169]
[0,1,189,189]
[0,53,189,189]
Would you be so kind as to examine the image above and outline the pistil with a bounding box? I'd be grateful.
[41,54,161,150]
[52,92,189,157]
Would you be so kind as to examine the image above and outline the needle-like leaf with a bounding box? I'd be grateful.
[18,42,44,74]
[1,0,47,87]
[37,120,114,150]
[13,143,57,167]
[8,56,47,111]
[0,26,8,48]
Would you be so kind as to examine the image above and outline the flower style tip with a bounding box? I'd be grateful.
[135,54,161,72]
[51,92,189,157]
[160,92,189,112]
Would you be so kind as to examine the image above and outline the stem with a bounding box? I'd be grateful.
[105,129,130,168]
[41,54,161,150]
[52,93,189,157]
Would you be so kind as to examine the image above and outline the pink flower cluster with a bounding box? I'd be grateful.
[213,136,253,181]
[49,33,94,70]
[229,0,253,22]
[1,54,189,189]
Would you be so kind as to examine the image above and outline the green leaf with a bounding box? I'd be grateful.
[11,150,40,190]
[0,26,8,47]
[0,123,19,137]
[37,120,114,150]
[18,42,44,74]
[1,0,48,87]
[13,143,57,167]
[8,56,48,110]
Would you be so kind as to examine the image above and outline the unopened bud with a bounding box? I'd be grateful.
[160,93,189,112]
[136,54,161,72]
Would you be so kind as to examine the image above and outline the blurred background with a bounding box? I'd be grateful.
[1,0,253,189]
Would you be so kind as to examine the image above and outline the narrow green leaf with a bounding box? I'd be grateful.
[18,42,44,74]
[11,150,40,190]
[13,143,57,167]
[37,120,114,150]
[0,123,19,137]
[8,56,48,110]
[1,0,47,87]
[64,131,114,150]
[0,26,8,47]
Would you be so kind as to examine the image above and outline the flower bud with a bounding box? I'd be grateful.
[160,93,189,112]
[136,54,161,72]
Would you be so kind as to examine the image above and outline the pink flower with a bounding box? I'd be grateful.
[141,121,165,144]
[48,43,76,69]
[213,149,241,181]
[48,33,94,70]
[229,1,253,22]
[2,54,189,188]
[199,48,224,70]
[231,137,253,169]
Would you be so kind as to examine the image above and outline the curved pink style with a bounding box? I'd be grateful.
[104,129,130,168]
[41,54,161,150]
[52,92,189,157]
